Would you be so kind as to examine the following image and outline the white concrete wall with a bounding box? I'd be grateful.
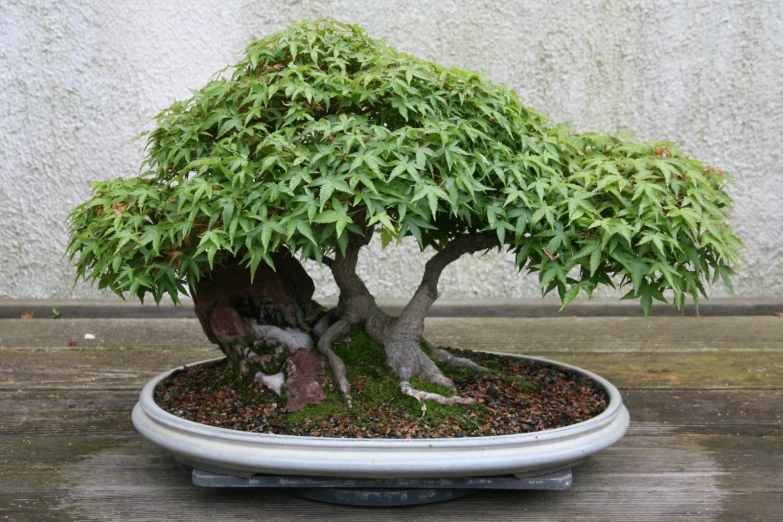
[1,0,781,300]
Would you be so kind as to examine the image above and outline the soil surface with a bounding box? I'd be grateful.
[155,348,609,439]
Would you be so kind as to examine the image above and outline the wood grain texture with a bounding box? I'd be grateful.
[0,316,781,521]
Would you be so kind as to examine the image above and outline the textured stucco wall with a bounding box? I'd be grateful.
[1,0,781,300]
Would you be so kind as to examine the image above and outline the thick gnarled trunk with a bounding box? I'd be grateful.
[190,250,320,348]
[189,251,327,411]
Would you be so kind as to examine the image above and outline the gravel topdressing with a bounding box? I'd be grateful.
[155,347,609,439]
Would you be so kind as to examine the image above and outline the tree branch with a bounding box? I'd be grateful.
[330,220,374,305]
[328,221,395,343]
[395,233,497,332]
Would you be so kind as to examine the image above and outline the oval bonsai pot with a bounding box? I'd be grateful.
[133,354,629,479]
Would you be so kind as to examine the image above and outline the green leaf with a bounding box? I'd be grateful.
[295,219,317,246]
[589,248,602,275]
[389,161,408,181]
[540,264,560,289]
[559,284,581,310]
[313,210,339,223]
[496,225,506,245]
[260,154,279,173]
[368,212,395,231]
[260,222,273,251]
[714,263,736,294]
[218,118,240,137]
[221,199,235,227]
[640,287,653,317]
[572,240,598,260]
[335,214,352,237]
[207,245,218,268]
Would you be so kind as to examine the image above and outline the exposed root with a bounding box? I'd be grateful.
[429,345,490,373]
[316,318,353,405]
[424,371,457,390]
[312,306,341,338]
[254,371,285,395]
[400,380,475,406]
[385,340,456,390]
[251,324,313,350]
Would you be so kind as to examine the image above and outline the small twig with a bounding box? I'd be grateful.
[376,396,396,412]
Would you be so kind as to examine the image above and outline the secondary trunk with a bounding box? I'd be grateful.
[313,229,493,403]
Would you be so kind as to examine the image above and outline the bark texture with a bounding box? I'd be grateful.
[190,251,320,346]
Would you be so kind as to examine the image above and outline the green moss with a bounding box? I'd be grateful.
[481,359,502,371]
[286,325,490,434]
[501,374,534,393]
[409,377,455,397]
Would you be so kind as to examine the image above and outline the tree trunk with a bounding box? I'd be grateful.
[189,250,322,384]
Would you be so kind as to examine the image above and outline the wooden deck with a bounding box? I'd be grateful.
[1,312,781,521]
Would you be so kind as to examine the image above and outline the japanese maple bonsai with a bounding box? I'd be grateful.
[67,20,741,411]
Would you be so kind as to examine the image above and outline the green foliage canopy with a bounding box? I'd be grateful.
[67,20,741,314]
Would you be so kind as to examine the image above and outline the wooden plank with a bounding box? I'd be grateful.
[0,390,137,437]
[2,389,779,477]
[2,318,781,390]
[515,351,783,390]
[3,316,781,352]
[423,317,783,353]
[423,317,783,389]
[0,318,213,350]
[622,389,782,437]
[0,348,219,390]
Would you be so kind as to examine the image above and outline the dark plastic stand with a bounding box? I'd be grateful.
[192,468,573,506]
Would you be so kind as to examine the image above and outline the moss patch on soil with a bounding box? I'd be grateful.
[286,327,484,433]
[155,325,608,438]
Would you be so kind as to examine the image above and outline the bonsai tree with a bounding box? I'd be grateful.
[67,20,741,407]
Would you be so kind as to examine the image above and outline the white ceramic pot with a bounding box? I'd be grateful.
[133,355,629,479]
